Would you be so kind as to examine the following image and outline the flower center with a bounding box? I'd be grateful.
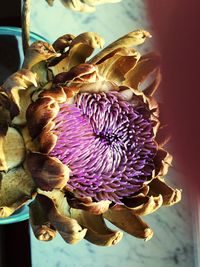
[50,92,156,203]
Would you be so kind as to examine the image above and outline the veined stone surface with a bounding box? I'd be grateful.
[29,1,196,266]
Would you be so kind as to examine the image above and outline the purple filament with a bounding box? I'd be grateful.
[50,92,156,203]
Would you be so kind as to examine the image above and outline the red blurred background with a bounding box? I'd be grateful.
[147,0,200,196]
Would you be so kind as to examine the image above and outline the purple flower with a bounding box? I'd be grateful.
[0,30,181,245]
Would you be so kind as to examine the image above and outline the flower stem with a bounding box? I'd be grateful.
[22,0,30,55]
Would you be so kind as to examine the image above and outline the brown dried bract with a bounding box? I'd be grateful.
[27,152,70,191]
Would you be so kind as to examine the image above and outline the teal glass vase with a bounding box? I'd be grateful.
[0,26,48,224]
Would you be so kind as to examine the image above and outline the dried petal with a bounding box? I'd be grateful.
[113,194,163,216]
[155,103,171,147]
[50,32,104,76]
[123,52,160,90]
[104,209,153,240]
[45,0,54,6]
[70,32,104,49]
[132,185,150,198]
[148,178,182,206]
[37,189,114,244]
[143,68,162,97]
[27,152,70,191]
[39,130,58,154]
[154,148,173,177]
[53,63,99,84]
[0,94,10,136]
[71,209,123,246]
[26,96,59,139]
[37,189,70,217]
[31,61,52,87]
[78,80,118,94]
[90,30,151,64]
[36,194,87,244]
[1,69,37,121]
[12,86,37,125]
[46,0,122,12]
[29,197,57,241]
[0,166,35,217]
[2,69,37,92]
[0,127,25,171]
[59,0,96,12]
[20,126,39,152]
[23,41,59,69]
[96,47,140,85]
[52,34,75,52]
[38,86,67,103]
[67,195,111,214]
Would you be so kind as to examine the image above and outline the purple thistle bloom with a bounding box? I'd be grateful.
[0,30,182,246]
[50,91,157,203]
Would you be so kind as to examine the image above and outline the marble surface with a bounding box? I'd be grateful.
[29,1,196,266]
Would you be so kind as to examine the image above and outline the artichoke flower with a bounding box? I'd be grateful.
[46,0,122,12]
[0,30,181,246]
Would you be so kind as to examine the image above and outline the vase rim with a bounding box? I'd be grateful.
[0,26,49,43]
